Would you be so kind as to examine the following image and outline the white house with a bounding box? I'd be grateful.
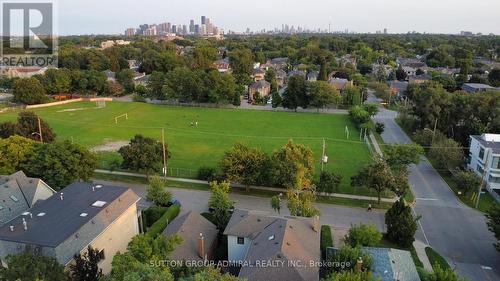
[468,134,500,191]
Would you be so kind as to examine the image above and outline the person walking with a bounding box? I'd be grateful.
[367,204,372,212]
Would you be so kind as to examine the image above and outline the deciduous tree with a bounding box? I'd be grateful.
[118,135,167,175]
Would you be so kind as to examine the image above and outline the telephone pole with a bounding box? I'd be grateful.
[37,117,43,143]
[161,128,167,180]
[321,138,326,172]
[476,148,492,208]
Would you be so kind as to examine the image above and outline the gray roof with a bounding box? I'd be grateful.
[307,71,319,79]
[365,247,421,281]
[0,171,55,226]
[0,182,139,248]
[225,209,320,281]
[390,80,409,92]
[471,135,500,154]
[288,70,306,77]
[249,80,271,89]
[463,83,498,90]
[163,211,218,261]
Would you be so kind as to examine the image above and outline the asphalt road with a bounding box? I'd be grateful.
[94,179,386,233]
[374,107,500,281]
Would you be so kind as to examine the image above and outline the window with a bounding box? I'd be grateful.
[479,148,485,160]
[492,157,500,170]
[237,237,244,245]
[489,176,500,184]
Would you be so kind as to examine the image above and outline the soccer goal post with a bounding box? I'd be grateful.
[115,113,128,124]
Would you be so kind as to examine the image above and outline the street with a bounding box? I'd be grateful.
[375,107,500,281]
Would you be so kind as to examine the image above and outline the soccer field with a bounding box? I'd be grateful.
[0,101,373,195]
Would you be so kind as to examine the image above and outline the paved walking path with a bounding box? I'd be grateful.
[413,240,434,272]
[94,169,398,203]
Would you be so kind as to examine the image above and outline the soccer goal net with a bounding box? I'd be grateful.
[115,113,128,124]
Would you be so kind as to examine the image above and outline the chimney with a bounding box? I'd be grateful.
[60,193,64,200]
[9,225,14,232]
[198,233,205,259]
[356,257,363,272]
[22,218,27,231]
[312,215,320,233]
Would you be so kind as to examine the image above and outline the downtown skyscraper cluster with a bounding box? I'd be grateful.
[124,16,221,37]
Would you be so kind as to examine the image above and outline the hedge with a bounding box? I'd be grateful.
[146,204,181,237]
[142,206,168,229]
[320,225,333,251]
[425,247,451,271]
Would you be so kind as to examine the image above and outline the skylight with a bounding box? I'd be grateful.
[80,213,88,217]
[268,235,275,241]
[37,212,46,217]
[10,195,18,202]
[92,201,107,207]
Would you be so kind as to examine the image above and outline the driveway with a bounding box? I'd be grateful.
[374,107,500,281]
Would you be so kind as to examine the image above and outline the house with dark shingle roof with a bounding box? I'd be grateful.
[0,171,55,227]
[163,211,218,261]
[0,182,140,274]
[248,80,271,102]
[224,209,320,281]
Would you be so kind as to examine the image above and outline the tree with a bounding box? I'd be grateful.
[271,195,282,214]
[70,246,103,281]
[486,204,500,251]
[315,171,342,196]
[282,75,308,111]
[147,175,173,206]
[219,143,270,191]
[12,77,48,105]
[16,111,56,142]
[179,267,245,281]
[272,140,315,189]
[427,264,467,281]
[453,170,481,195]
[428,137,463,170]
[271,91,282,108]
[116,69,136,93]
[348,106,371,126]
[318,58,329,81]
[351,158,395,204]
[42,68,71,95]
[309,81,340,111]
[0,135,36,174]
[344,223,382,247]
[229,49,253,85]
[385,199,420,248]
[325,245,373,274]
[343,86,362,106]
[118,135,167,175]
[375,122,385,134]
[489,68,500,87]
[208,181,233,231]
[362,103,379,117]
[384,144,424,170]
[323,271,374,281]
[22,140,98,189]
[0,121,18,138]
[192,43,218,70]
[0,251,69,281]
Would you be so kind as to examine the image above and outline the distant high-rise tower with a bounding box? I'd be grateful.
[384,28,388,34]
[201,16,206,25]
[189,20,195,33]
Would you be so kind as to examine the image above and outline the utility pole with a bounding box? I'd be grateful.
[431,118,438,144]
[161,128,167,181]
[37,117,43,143]
[476,148,491,208]
[321,138,326,172]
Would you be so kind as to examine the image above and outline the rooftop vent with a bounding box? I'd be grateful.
[60,193,64,201]
[268,235,275,241]
[10,195,18,202]
[80,213,88,217]
[37,212,46,217]
[9,225,14,232]
[92,201,107,207]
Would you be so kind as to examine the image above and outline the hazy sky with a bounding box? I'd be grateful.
[55,0,500,35]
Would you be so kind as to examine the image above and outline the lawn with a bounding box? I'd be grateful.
[0,101,373,196]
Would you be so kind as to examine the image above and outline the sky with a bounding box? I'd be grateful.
[53,0,500,35]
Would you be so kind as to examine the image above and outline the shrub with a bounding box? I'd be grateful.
[325,246,373,274]
[197,166,218,181]
[375,122,385,134]
[425,247,450,271]
[142,206,168,229]
[453,170,481,194]
[344,223,382,247]
[385,199,420,248]
[146,205,180,237]
[321,225,333,251]
[132,93,146,102]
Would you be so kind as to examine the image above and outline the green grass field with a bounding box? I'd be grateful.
[0,101,375,196]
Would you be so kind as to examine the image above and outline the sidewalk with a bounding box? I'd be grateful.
[413,240,434,272]
[94,169,398,203]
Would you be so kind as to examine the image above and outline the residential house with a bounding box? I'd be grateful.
[0,182,141,274]
[224,209,320,281]
[252,68,266,81]
[402,66,417,77]
[100,40,131,50]
[329,78,353,92]
[307,71,319,82]
[408,74,432,84]
[462,83,500,94]
[214,58,231,73]
[468,134,500,191]
[163,211,218,261]
[372,64,393,77]
[0,171,55,227]
[248,80,271,102]
[397,58,427,69]
[365,247,421,281]
[133,73,150,86]
[127,60,140,71]
[288,69,306,78]
[389,80,409,97]
[276,70,287,88]
[0,67,48,79]
[269,58,289,70]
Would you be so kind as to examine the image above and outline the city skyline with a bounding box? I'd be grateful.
[57,0,500,35]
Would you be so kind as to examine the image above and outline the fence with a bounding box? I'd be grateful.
[167,167,198,179]
[147,99,237,109]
